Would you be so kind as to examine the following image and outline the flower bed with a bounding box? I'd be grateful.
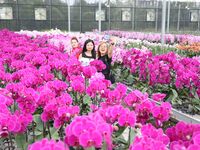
[17,29,200,115]
[103,30,200,57]
[0,29,200,150]
[104,30,200,45]
[116,48,200,115]
[176,42,200,57]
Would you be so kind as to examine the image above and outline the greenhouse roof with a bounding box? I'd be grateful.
[159,0,200,2]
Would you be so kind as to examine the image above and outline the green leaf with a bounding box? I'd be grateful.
[58,71,64,80]
[129,128,137,145]
[83,94,91,105]
[142,87,148,93]
[31,114,44,142]
[29,131,42,136]
[127,75,134,84]
[193,91,200,100]
[171,89,179,103]
[53,69,57,77]
[102,141,108,150]
[69,147,76,150]
[167,94,175,104]
[15,134,28,150]
[172,89,178,97]
[114,126,126,137]
[177,99,182,105]
[192,98,199,104]
[194,106,200,111]
[86,147,95,150]
[34,114,43,131]
[114,137,127,145]
[35,134,44,142]
[50,127,59,140]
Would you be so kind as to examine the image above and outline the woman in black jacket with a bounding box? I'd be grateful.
[97,41,115,83]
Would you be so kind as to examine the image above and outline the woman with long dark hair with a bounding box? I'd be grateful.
[79,39,96,66]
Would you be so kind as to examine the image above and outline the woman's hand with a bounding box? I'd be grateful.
[110,36,117,46]
[107,36,117,58]
[108,44,113,58]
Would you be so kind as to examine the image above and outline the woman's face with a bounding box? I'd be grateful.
[99,43,108,56]
[86,42,94,52]
[71,39,78,48]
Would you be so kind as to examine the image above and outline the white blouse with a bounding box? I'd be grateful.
[79,57,94,66]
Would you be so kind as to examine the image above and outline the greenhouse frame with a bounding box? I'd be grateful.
[0,0,200,32]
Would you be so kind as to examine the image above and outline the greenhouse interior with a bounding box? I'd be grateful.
[0,0,200,150]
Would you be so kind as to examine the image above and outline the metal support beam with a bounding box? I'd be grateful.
[198,8,200,32]
[68,4,71,32]
[155,1,159,32]
[161,0,166,47]
[132,0,135,31]
[108,0,111,30]
[167,1,170,33]
[98,0,102,33]
[16,0,20,30]
[134,0,136,30]
[80,0,82,32]
[177,4,181,31]
[50,0,52,29]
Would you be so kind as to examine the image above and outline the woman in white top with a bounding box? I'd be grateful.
[79,39,96,66]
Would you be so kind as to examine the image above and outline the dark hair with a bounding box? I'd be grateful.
[71,37,79,42]
[82,39,96,59]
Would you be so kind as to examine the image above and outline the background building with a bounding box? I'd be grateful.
[0,0,200,33]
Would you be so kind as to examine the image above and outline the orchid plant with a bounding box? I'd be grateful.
[0,29,199,150]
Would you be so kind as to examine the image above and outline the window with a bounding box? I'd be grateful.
[95,9,106,21]
[122,8,131,21]
[35,8,47,20]
[0,7,13,20]
[190,10,198,22]
[146,9,155,21]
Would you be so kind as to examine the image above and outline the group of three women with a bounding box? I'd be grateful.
[70,37,115,83]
